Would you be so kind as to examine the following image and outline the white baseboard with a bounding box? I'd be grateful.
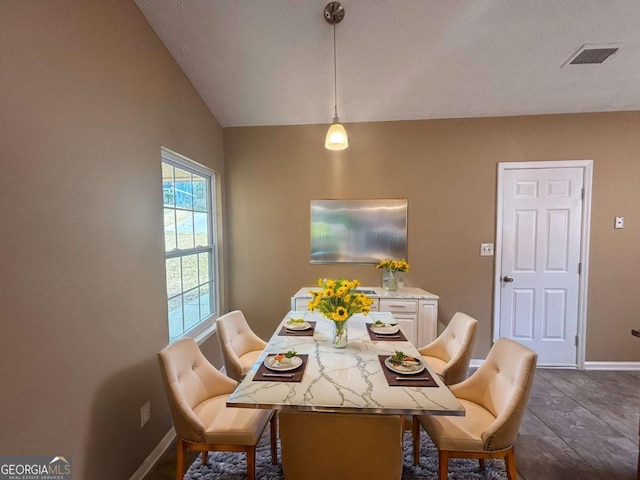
[129,427,176,480]
[470,359,640,371]
[583,361,640,371]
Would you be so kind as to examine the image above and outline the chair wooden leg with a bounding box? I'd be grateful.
[201,451,208,465]
[176,438,187,480]
[438,450,449,480]
[270,412,278,464]
[412,415,421,465]
[478,458,485,470]
[504,448,517,480]
[246,446,256,480]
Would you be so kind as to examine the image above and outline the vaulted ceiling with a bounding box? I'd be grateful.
[135,0,640,127]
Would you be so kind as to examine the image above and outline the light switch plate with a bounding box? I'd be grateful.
[480,243,494,256]
[614,216,624,229]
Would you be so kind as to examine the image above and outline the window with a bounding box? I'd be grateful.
[162,148,219,342]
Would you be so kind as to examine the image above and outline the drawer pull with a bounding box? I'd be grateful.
[388,304,406,308]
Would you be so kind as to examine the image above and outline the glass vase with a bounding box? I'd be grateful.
[385,270,399,291]
[332,319,349,349]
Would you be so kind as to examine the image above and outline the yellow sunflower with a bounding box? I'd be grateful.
[333,306,348,321]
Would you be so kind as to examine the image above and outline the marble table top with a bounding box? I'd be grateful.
[226,311,465,416]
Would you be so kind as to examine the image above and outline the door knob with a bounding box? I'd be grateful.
[503,276,514,283]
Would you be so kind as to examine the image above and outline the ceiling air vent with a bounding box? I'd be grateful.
[570,48,618,64]
[563,44,620,66]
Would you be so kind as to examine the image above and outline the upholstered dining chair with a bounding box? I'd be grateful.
[279,411,404,480]
[418,312,479,385]
[216,310,267,381]
[158,338,277,480]
[413,337,537,480]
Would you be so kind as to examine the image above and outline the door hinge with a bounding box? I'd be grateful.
[581,188,585,200]
[578,262,582,275]
[575,335,579,346]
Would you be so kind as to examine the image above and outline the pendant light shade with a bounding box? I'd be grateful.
[324,2,348,151]
[325,117,349,150]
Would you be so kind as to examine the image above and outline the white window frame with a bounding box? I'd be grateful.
[161,147,220,344]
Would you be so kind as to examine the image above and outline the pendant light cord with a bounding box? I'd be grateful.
[333,22,338,119]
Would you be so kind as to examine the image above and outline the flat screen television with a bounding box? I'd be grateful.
[310,199,407,264]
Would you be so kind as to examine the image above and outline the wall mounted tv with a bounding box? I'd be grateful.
[310,199,408,264]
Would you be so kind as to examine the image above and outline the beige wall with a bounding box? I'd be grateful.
[224,113,640,363]
[2,1,639,477]
[0,1,224,478]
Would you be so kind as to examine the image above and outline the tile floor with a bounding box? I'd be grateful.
[143,369,640,480]
[516,369,639,480]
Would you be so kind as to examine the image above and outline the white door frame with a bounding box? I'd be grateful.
[493,160,593,368]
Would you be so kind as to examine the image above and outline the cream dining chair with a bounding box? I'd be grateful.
[279,411,404,480]
[158,338,277,480]
[418,312,478,385]
[216,310,267,381]
[413,337,537,480]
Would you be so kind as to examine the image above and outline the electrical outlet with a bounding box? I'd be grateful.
[480,243,494,256]
[614,216,624,229]
[140,401,151,428]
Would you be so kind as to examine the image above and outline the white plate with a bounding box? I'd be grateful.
[264,356,303,371]
[285,321,312,331]
[370,324,399,335]
[384,356,426,375]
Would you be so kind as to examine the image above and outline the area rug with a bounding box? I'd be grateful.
[184,431,507,479]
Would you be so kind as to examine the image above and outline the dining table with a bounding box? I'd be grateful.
[226,311,465,417]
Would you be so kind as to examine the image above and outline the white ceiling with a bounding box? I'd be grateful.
[135,0,640,127]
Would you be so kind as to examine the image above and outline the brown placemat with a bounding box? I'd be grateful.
[377,355,437,387]
[253,354,308,382]
[366,323,407,342]
[277,322,317,337]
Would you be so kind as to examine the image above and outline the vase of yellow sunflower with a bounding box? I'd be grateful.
[331,318,349,349]
[309,278,374,349]
[376,259,409,291]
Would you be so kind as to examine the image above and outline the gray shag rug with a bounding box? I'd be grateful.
[184,431,507,479]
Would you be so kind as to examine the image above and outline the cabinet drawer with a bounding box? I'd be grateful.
[294,299,310,311]
[294,298,379,311]
[379,299,417,313]
[393,313,417,322]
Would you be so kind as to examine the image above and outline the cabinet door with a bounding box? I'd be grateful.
[418,301,438,346]
[394,314,417,344]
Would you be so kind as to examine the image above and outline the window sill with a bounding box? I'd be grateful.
[193,320,217,346]
[169,315,217,347]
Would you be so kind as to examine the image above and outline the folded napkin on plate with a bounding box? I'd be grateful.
[277,321,316,337]
[253,354,308,382]
[377,355,437,387]
[366,323,408,342]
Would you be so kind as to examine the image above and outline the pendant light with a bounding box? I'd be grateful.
[324,2,348,150]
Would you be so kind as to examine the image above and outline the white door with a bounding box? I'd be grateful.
[498,166,585,366]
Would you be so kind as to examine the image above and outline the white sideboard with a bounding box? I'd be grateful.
[290,287,439,346]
